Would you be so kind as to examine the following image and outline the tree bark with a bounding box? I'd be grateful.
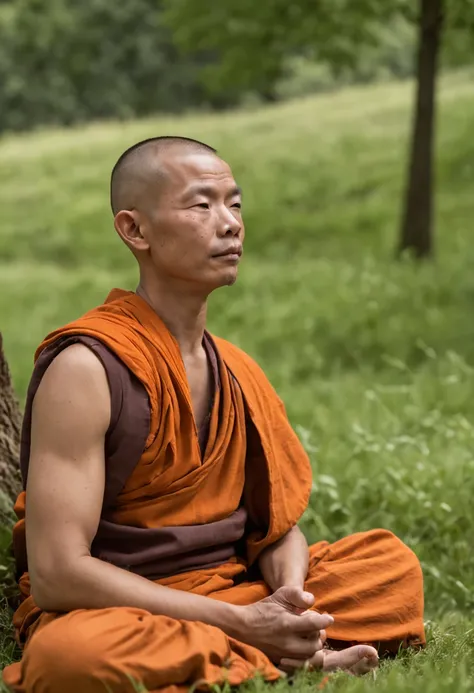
[398,0,444,259]
[0,332,22,506]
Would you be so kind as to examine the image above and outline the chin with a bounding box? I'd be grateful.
[200,268,239,293]
[224,274,238,287]
[206,269,238,289]
[222,268,239,287]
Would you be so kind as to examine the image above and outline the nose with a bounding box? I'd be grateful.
[218,208,241,237]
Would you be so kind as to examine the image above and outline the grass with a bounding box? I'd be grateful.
[1,68,474,690]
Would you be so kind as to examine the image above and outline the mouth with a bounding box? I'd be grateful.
[212,246,243,262]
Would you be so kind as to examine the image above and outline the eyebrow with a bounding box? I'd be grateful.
[182,184,242,201]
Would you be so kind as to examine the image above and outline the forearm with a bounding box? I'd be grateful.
[33,555,245,639]
[258,525,309,592]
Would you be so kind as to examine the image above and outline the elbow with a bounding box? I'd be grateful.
[32,591,58,613]
[30,571,64,612]
[29,561,77,612]
[30,553,93,612]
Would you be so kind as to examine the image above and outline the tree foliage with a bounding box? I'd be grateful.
[164,0,414,97]
[164,0,474,259]
[0,0,227,132]
[164,0,473,94]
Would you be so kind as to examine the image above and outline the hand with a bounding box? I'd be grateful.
[234,586,333,663]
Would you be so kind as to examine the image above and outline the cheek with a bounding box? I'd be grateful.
[179,213,214,250]
[150,215,210,266]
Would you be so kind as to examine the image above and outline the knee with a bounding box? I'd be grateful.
[364,528,423,579]
[23,616,111,693]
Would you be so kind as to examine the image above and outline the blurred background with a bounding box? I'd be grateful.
[1,0,474,684]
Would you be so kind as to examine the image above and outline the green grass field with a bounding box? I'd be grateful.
[1,70,474,691]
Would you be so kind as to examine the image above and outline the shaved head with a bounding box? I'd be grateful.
[110,136,217,216]
[110,135,243,292]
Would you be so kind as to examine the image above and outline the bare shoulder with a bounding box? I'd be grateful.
[33,343,111,438]
[26,344,110,597]
[41,342,107,379]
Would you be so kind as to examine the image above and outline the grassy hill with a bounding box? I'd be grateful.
[1,71,474,691]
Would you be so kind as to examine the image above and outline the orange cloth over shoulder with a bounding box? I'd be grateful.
[35,288,312,555]
[3,288,426,693]
[10,288,313,641]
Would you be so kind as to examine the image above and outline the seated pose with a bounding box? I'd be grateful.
[3,136,425,693]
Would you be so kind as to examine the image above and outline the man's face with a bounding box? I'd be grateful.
[140,151,244,291]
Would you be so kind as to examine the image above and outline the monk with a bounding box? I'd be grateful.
[2,136,425,693]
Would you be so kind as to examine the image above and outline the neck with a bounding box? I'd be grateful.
[135,276,208,357]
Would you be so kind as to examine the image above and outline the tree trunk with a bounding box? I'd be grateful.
[0,332,22,506]
[398,0,444,259]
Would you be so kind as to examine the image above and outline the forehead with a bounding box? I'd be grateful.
[158,151,236,195]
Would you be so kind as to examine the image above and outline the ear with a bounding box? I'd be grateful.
[114,210,150,252]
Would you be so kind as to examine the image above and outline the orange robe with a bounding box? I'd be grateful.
[2,289,425,693]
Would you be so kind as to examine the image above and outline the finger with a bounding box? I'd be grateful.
[290,611,334,633]
[282,635,324,660]
[274,586,315,612]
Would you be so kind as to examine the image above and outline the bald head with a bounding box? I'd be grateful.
[110,136,217,216]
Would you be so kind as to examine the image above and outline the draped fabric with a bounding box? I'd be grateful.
[3,289,425,693]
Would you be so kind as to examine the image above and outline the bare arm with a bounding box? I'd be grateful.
[26,344,332,662]
[258,526,309,593]
[26,345,244,635]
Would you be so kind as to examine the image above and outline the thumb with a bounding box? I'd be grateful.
[274,586,315,612]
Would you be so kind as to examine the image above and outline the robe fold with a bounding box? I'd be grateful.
[2,288,425,693]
